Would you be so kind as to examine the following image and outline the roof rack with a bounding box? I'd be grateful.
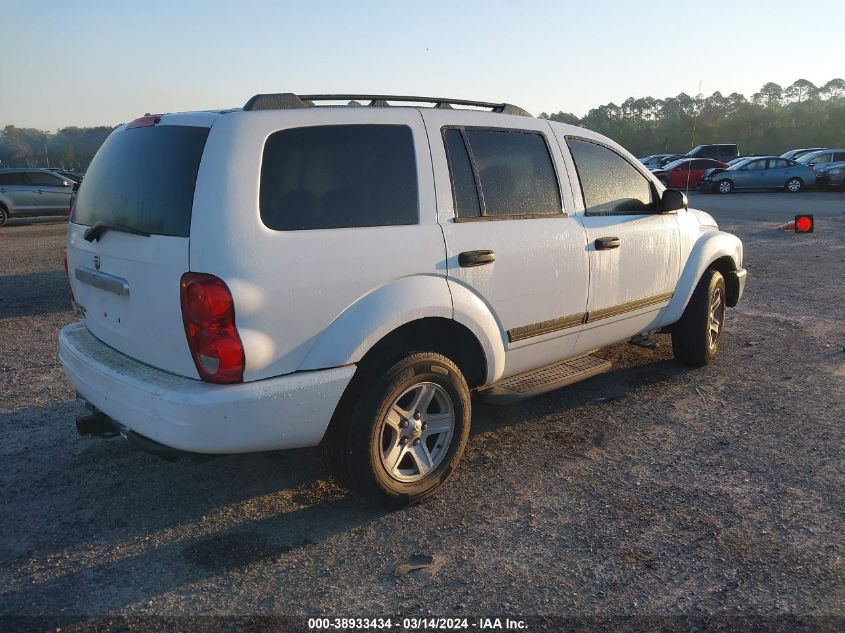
[243,93,532,117]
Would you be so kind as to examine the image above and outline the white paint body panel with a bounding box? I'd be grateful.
[420,110,590,379]
[189,108,445,381]
[59,322,354,453]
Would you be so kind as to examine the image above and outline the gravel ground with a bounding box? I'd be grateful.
[0,193,843,631]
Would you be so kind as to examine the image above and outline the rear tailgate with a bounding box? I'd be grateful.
[67,116,214,379]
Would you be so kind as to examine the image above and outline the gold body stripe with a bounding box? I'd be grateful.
[507,291,673,342]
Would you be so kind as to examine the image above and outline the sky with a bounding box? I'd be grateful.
[2,0,844,131]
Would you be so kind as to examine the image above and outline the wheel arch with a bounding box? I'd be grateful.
[660,230,743,326]
[297,274,504,387]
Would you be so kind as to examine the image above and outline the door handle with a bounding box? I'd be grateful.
[595,237,621,250]
[458,250,496,267]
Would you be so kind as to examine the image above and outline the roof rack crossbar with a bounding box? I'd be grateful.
[243,93,531,117]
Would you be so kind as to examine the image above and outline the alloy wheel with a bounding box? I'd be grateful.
[378,382,455,483]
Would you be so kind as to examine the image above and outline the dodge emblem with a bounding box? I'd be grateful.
[93,255,101,271]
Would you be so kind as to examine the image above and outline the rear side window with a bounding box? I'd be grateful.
[27,171,65,186]
[0,172,27,185]
[567,138,655,216]
[442,127,561,219]
[72,125,209,237]
[260,124,418,231]
[443,129,481,218]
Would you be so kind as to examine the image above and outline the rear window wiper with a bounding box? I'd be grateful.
[83,221,151,242]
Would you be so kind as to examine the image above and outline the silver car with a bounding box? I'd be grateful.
[795,149,845,179]
[0,168,75,226]
[816,160,845,190]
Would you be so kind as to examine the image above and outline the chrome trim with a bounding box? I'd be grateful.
[586,291,673,322]
[508,312,584,343]
[74,267,130,297]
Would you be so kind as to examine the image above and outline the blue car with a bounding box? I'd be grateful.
[704,156,816,194]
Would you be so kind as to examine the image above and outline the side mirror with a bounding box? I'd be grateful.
[660,188,688,213]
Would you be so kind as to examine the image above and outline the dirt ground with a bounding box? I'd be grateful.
[1,191,843,631]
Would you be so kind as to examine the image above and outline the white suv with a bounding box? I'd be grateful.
[59,93,746,508]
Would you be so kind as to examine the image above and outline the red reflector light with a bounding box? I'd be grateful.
[795,214,814,233]
[126,115,161,129]
[180,273,244,384]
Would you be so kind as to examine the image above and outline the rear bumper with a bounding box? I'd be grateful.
[59,322,355,453]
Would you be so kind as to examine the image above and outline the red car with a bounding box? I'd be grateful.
[651,158,729,189]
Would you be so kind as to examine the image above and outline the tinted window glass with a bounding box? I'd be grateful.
[834,152,845,161]
[770,159,788,169]
[260,125,418,231]
[443,129,481,218]
[692,160,712,169]
[567,138,654,216]
[464,129,560,217]
[72,125,209,237]
[0,172,27,185]
[27,171,65,186]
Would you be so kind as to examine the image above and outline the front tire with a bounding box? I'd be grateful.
[717,179,734,194]
[328,351,471,509]
[0,205,8,226]
[785,177,803,193]
[672,269,726,367]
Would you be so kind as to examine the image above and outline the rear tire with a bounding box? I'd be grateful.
[785,177,803,193]
[0,205,8,226]
[327,351,471,509]
[672,269,726,367]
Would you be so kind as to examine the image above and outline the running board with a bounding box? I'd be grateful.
[479,355,612,404]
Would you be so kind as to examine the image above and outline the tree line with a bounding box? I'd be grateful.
[540,78,845,157]
[1,78,843,169]
[0,125,117,170]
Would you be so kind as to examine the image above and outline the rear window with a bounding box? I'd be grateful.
[71,125,209,237]
[260,124,418,231]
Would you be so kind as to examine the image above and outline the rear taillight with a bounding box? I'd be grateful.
[180,273,245,384]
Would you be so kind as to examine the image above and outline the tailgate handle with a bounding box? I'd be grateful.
[75,267,130,297]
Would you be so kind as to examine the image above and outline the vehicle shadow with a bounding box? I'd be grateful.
[470,344,689,439]
[0,271,72,318]
[0,401,382,616]
[0,345,692,616]
[0,216,69,228]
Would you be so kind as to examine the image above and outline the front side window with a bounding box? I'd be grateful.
[746,160,767,170]
[260,124,418,231]
[567,138,655,216]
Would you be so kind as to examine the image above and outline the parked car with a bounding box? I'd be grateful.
[686,144,738,162]
[651,158,729,188]
[59,93,746,508]
[815,160,845,190]
[52,169,84,184]
[700,156,815,193]
[640,154,684,169]
[780,148,826,161]
[0,168,75,226]
[796,149,845,182]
